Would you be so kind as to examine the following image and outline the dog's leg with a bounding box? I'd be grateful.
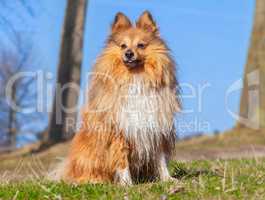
[157,152,175,182]
[115,167,132,186]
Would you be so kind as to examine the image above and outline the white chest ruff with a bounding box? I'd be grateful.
[116,78,175,161]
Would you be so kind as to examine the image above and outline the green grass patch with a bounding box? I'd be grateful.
[0,158,265,200]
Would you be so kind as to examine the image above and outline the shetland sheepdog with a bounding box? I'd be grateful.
[58,11,180,185]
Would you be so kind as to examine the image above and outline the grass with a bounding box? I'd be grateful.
[0,158,265,200]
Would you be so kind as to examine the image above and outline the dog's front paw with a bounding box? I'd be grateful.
[115,167,133,186]
[118,177,133,186]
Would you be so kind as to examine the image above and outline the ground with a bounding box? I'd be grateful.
[0,159,264,200]
[0,127,265,200]
[175,127,265,160]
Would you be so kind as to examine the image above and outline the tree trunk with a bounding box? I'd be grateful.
[239,0,265,129]
[8,83,16,147]
[46,0,88,144]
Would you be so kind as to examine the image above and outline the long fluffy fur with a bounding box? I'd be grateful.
[56,11,181,184]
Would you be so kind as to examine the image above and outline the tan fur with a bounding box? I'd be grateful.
[61,11,181,184]
[63,130,128,183]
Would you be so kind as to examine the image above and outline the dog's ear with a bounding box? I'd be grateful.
[112,12,132,34]
[136,11,158,34]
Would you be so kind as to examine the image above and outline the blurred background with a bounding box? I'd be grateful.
[1,0,264,157]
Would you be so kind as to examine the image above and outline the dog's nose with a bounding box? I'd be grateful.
[125,50,134,59]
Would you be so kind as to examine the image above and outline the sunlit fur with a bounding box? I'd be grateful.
[61,11,181,184]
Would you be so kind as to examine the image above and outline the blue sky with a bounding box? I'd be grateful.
[1,0,255,137]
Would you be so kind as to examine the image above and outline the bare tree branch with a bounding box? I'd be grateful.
[0,32,45,147]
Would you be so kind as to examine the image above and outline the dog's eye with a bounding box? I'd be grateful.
[137,43,145,49]
[121,44,127,49]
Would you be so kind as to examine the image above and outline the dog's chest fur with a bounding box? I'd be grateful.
[116,76,175,163]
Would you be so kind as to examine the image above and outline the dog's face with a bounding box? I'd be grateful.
[108,11,165,71]
[115,29,149,69]
[95,11,175,87]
